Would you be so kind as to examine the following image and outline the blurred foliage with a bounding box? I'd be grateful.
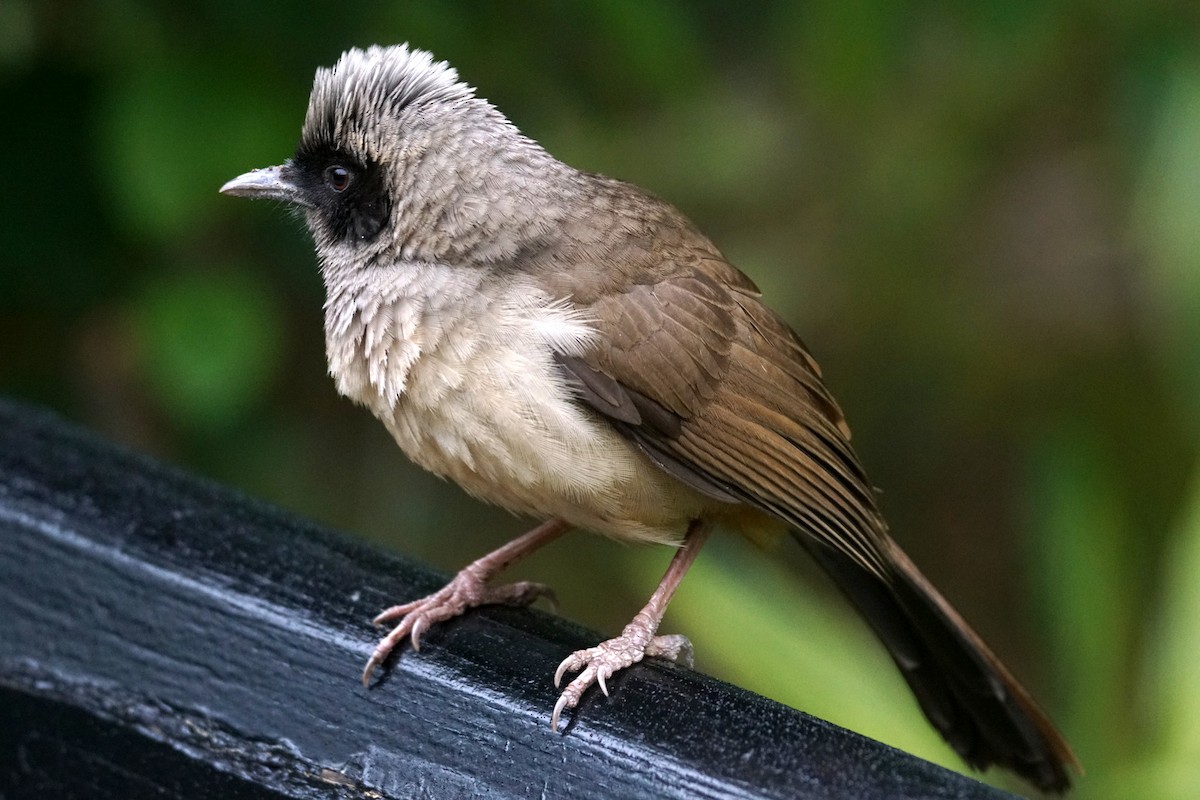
[2,1,1199,795]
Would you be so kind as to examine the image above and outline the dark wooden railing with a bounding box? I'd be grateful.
[0,398,1012,799]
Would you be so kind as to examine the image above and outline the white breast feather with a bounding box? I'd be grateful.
[323,261,709,543]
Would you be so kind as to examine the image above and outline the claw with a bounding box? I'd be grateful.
[362,655,380,687]
[550,693,570,732]
[554,655,574,688]
[597,670,609,697]
[410,616,428,652]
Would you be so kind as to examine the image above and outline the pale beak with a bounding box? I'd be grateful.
[219,164,313,208]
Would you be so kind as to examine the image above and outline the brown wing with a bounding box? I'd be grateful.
[545,230,891,578]
[553,260,1078,790]
[537,178,1077,791]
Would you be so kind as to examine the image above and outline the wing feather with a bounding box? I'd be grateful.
[548,247,891,575]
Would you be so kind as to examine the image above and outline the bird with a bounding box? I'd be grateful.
[220,44,1079,793]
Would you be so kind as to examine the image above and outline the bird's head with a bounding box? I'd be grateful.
[221,44,563,272]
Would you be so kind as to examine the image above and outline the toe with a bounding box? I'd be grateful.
[645,633,694,666]
[554,652,583,687]
[372,601,419,626]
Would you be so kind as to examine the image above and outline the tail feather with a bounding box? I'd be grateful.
[799,534,1080,794]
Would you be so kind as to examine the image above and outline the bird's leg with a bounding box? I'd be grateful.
[363,518,572,684]
[551,519,712,731]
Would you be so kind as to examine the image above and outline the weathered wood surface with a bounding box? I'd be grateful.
[0,398,1012,799]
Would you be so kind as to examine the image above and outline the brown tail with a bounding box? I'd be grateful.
[799,534,1080,793]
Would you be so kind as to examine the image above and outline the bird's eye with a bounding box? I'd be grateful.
[323,165,353,193]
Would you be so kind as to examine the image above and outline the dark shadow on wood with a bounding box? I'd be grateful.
[0,398,1013,799]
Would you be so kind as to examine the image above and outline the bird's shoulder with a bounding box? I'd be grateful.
[524,173,845,438]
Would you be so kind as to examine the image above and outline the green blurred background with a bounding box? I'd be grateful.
[3,1,1199,795]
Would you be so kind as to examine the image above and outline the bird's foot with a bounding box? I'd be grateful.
[550,619,693,731]
[362,568,555,685]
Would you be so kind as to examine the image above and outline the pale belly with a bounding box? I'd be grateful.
[379,346,710,546]
[323,262,712,545]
